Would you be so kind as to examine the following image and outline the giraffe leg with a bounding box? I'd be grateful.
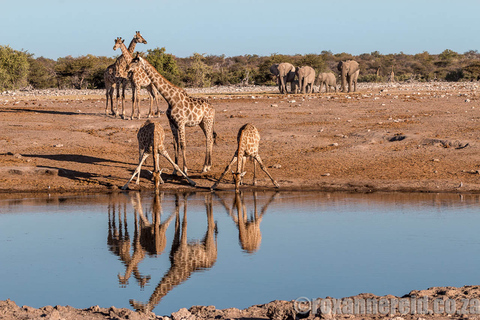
[122,151,150,190]
[109,86,116,115]
[147,85,155,118]
[153,152,164,187]
[115,81,121,118]
[105,83,111,115]
[168,120,180,176]
[131,85,136,121]
[199,111,214,172]
[210,155,237,190]
[253,155,279,188]
[159,147,196,186]
[240,156,247,186]
[121,80,127,119]
[253,156,257,186]
[177,124,188,175]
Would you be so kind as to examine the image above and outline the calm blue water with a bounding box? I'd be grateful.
[1,191,480,316]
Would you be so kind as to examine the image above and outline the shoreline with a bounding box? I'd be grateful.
[2,285,480,319]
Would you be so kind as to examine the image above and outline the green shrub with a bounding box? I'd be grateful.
[146,47,182,86]
[0,45,29,91]
[358,74,383,83]
[27,56,57,89]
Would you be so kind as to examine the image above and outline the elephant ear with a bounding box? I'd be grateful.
[337,61,343,72]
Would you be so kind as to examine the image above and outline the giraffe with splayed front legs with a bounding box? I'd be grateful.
[104,32,147,118]
[211,123,279,193]
[127,57,161,120]
[127,55,216,175]
[121,119,196,190]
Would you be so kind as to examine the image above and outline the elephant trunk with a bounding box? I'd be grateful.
[341,70,348,93]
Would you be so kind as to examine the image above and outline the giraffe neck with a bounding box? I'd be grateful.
[127,38,137,54]
[139,57,185,104]
[118,41,133,64]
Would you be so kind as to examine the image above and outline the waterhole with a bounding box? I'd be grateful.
[1,191,480,316]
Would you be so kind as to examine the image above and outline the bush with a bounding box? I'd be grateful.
[146,47,182,86]
[358,74,383,83]
[445,69,464,81]
[182,53,213,87]
[27,56,57,89]
[0,45,29,91]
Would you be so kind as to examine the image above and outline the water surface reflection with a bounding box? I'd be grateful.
[1,191,480,315]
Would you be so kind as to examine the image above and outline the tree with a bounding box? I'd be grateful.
[27,56,57,89]
[0,45,29,91]
[146,47,181,86]
[183,53,212,87]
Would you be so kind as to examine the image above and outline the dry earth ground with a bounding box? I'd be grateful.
[0,82,479,194]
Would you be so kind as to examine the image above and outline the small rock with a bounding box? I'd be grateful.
[322,173,331,176]
[432,158,440,162]
[270,164,282,169]
[171,308,195,320]
[271,104,278,107]
[53,144,63,148]
[330,143,339,147]
[465,99,470,103]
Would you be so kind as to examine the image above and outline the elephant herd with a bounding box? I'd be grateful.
[270,60,360,94]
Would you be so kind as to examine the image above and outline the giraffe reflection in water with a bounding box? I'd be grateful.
[107,194,151,288]
[217,191,277,253]
[130,193,218,313]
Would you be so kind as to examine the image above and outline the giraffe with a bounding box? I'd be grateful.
[211,123,279,193]
[127,55,216,175]
[135,192,175,257]
[107,194,150,288]
[121,119,196,190]
[127,56,161,120]
[116,192,176,288]
[130,193,218,313]
[388,66,395,83]
[217,191,277,253]
[104,32,147,118]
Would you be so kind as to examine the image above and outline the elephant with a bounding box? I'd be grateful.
[337,60,360,93]
[271,62,296,94]
[296,66,316,94]
[316,72,337,93]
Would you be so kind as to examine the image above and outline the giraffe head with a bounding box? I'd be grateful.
[127,54,141,72]
[232,171,246,193]
[133,31,148,45]
[113,37,124,51]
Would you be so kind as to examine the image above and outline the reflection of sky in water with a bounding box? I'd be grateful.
[0,192,479,316]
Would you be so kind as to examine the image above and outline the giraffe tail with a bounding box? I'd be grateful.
[213,130,218,145]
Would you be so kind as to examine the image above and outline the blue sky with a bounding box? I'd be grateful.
[1,0,479,59]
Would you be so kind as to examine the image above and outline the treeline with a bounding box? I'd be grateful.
[1,44,480,92]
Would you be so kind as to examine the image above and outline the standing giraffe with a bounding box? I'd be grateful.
[389,66,395,83]
[128,55,216,175]
[121,119,196,190]
[127,56,161,120]
[104,32,147,118]
[211,123,279,193]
